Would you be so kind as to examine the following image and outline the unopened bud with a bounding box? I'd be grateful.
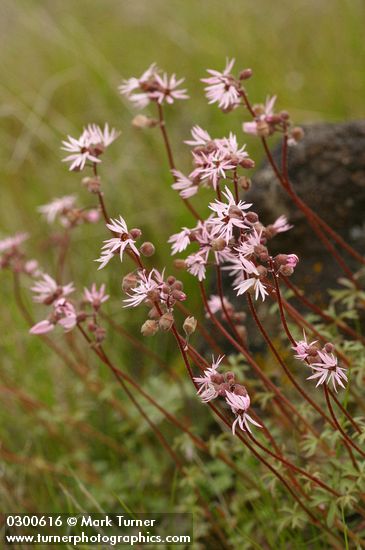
[279,265,294,276]
[173,259,187,270]
[238,176,251,191]
[167,276,176,285]
[183,316,197,336]
[211,373,224,384]
[159,312,174,332]
[122,272,138,292]
[226,371,236,382]
[140,241,155,257]
[172,289,187,302]
[228,205,243,219]
[246,211,259,224]
[233,384,248,396]
[87,321,97,332]
[82,176,101,194]
[141,319,159,336]
[291,126,305,142]
[324,342,335,353]
[95,327,106,343]
[240,158,255,169]
[239,68,253,80]
[217,382,230,396]
[211,238,226,251]
[274,254,288,266]
[280,110,290,121]
[172,280,183,291]
[76,311,88,323]
[132,114,158,128]
[256,120,270,137]
[130,228,142,240]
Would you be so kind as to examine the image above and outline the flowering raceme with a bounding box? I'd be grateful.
[119,64,188,108]
[14,57,360,512]
[62,123,120,171]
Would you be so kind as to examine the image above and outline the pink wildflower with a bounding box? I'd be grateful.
[225,391,261,434]
[119,64,188,108]
[209,186,251,243]
[31,274,74,305]
[38,195,76,224]
[202,58,241,110]
[84,283,109,309]
[30,298,77,335]
[96,216,140,269]
[194,355,225,402]
[0,232,29,254]
[308,351,348,392]
[171,170,198,199]
[61,123,120,171]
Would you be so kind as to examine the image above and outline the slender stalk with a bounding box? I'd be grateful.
[156,103,201,221]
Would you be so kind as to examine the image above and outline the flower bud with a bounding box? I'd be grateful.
[172,280,183,291]
[238,176,251,191]
[140,241,155,257]
[76,311,88,323]
[211,238,226,251]
[239,68,253,80]
[141,319,159,336]
[167,276,176,285]
[81,176,101,193]
[158,312,174,332]
[173,259,187,270]
[225,371,236,382]
[279,265,294,276]
[233,384,248,396]
[228,205,243,219]
[183,316,197,336]
[95,327,106,343]
[122,272,138,292]
[132,114,158,128]
[256,120,270,137]
[280,110,290,120]
[129,228,142,239]
[211,373,224,384]
[240,158,255,169]
[245,211,259,224]
[172,289,187,301]
[217,382,230,396]
[324,342,335,353]
[290,126,305,142]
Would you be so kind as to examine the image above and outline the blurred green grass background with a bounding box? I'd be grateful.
[0,0,364,537]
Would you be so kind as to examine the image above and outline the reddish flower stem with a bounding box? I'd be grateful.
[199,281,315,435]
[216,265,246,347]
[282,276,365,346]
[156,103,202,221]
[246,292,333,428]
[323,385,365,459]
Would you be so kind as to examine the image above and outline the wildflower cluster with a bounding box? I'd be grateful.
[194,355,261,434]
[38,195,100,227]
[169,186,297,299]
[171,127,255,199]
[62,123,120,171]
[293,334,347,391]
[8,59,365,547]
[119,64,188,109]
